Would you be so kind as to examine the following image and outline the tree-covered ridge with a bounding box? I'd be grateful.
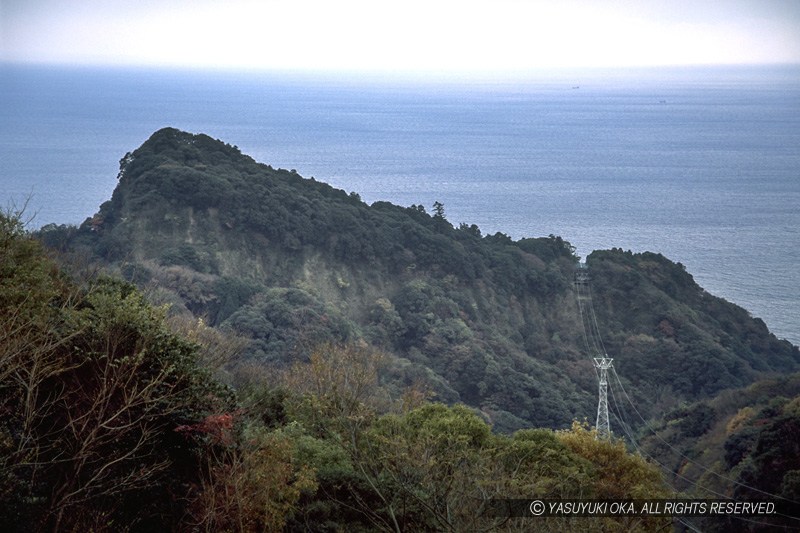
[2,212,674,531]
[44,127,800,433]
[584,249,799,411]
[88,127,577,290]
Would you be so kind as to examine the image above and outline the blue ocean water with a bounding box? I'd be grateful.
[1,64,798,345]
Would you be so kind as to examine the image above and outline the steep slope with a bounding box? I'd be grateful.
[50,127,800,432]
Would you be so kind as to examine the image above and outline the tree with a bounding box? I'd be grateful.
[182,419,317,532]
[556,421,672,532]
[432,201,446,219]
[0,211,233,531]
[557,421,669,499]
[283,342,388,442]
[360,403,499,531]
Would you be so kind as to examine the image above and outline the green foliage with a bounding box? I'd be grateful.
[211,275,263,324]
[224,288,356,363]
[730,398,800,498]
[724,426,759,468]
[159,242,217,273]
[517,234,578,261]
[557,421,670,500]
[666,402,716,437]
[185,420,317,532]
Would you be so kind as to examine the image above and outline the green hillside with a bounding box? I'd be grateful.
[2,210,673,531]
[44,127,800,432]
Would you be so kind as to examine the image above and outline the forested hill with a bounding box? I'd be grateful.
[45,127,800,432]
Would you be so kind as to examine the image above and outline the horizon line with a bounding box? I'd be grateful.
[3,58,800,77]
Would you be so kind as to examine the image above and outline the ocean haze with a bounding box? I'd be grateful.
[1,63,798,345]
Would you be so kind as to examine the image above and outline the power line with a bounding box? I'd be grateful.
[608,398,795,531]
[611,367,800,507]
[586,280,608,356]
[577,266,800,506]
[574,265,799,529]
[575,267,613,440]
[609,368,800,528]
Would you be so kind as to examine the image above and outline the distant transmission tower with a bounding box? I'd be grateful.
[594,356,613,440]
[575,264,614,440]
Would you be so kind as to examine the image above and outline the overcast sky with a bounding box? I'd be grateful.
[2,0,799,73]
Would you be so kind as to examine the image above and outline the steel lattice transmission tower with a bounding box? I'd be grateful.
[593,356,613,440]
[575,265,615,440]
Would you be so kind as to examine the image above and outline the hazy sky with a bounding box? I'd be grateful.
[2,0,799,73]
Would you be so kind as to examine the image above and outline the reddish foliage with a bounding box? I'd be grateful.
[175,412,236,445]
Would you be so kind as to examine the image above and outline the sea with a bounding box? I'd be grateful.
[1,63,798,346]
